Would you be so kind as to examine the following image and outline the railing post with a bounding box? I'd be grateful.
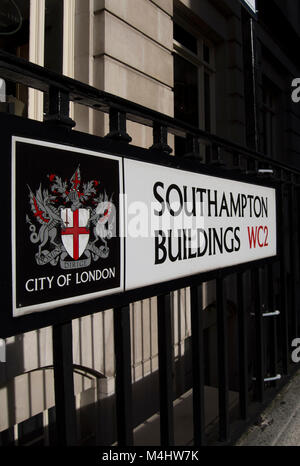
[209,143,224,167]
[105,107,132,143]
[252,267,264,402]
[279,176,289,375]
[267,263,278,387]
[184,134,202,161]
[150,122,172,155]
[289,177,299,343]
[296,181,300,338]
[232,150,242,173]
[216,276,229,442]
[157,293,174,446]
[237,272,248,420]
[114,305,133,446]
[190,285,205,446]
[52,321,77,446]
[44,86,75,128]
[246,156,259,176]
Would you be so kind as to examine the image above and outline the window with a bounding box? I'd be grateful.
[0,0,30,116]
[0,0,74,120]
[0,0,30,56]
[174,53,199,127]
[43,0,64,116]
[261,77,281,158]
[44,0,64,73]
[173,21,215,157]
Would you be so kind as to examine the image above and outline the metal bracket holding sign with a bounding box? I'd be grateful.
[1,112,278,338]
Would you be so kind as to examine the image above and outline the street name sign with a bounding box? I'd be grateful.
[124,158,276,290]
[1,113,277,337]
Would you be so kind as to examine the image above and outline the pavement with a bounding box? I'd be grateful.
[236,368,300,446]
[133,371,300,446]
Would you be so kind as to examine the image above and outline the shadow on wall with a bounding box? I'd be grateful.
[0,335,25,429]
[76,350,194,446]
[80,302,246,447]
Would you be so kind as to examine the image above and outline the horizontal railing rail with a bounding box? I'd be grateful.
[0,50,300,180]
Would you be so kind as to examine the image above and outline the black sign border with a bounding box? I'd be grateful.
[1,112,279,338]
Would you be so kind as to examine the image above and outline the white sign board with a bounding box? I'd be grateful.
[124,159,276,290]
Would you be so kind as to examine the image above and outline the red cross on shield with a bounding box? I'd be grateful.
[61,208,90,260]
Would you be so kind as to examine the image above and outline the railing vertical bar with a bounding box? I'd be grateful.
[289,182,299,341]
[52,321,77,446]
[279,263,289,375]
[190,284,205,446]
[252,268,264,402]
[268,263,278,387]
[297,185,300,338]
[157,293,174,446]
[216,276,229,442]
[237,272,248,420]
[279,183,289,375]
[113,305,133,446]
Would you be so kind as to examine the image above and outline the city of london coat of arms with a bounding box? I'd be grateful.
[26,166,116,270]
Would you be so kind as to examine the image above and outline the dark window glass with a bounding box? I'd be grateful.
[44,0,63,73]
[0,0,30,116]
[204,72,211,132]
[174,54,199,126]
[203,43,210,63]
[44,0,64,116]
[261,78,279,158]
[0,0,29,52]
[174,23,197,55]
[174,54,199,156]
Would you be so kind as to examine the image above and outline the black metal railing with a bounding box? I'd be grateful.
[0,49,300,447]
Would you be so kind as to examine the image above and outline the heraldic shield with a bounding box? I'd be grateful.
[61,208,90,260]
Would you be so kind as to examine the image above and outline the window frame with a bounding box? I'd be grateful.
[261,76,281,159]
[173,17,216,135]
[28,0,75,121]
